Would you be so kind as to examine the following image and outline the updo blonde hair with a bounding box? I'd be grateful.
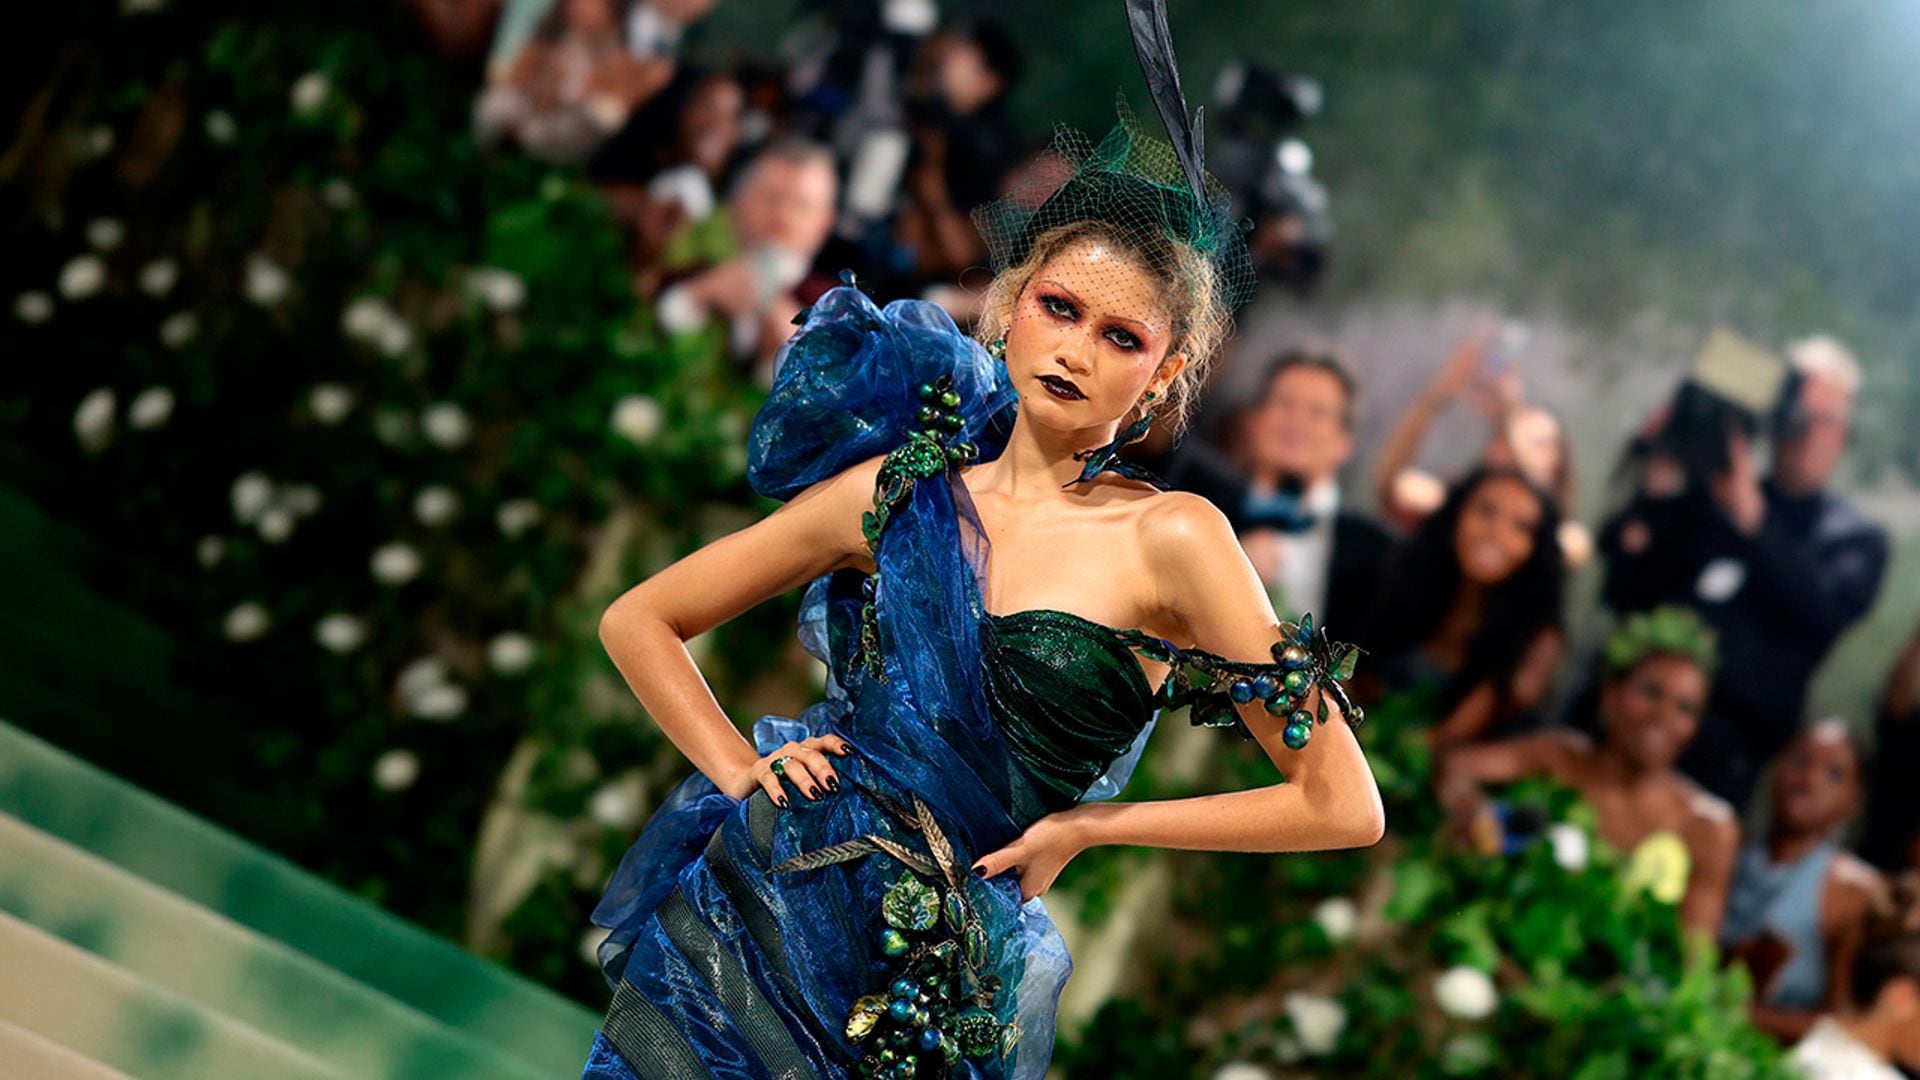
[971,218,1230,439]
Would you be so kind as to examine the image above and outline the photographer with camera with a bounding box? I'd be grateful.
[1599,333,1889,811]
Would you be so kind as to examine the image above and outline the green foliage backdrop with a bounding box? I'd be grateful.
[3,0,1906,1070]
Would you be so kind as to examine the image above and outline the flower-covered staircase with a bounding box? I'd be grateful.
[0,720,601,1079]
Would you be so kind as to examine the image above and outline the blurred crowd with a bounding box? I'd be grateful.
[403,1,1919,1073]
[1218,331,1920,1077]
[415,0,1325,385]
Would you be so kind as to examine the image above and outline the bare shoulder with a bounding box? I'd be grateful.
[1830,852,1889,908]
[1677,778,1740,846]
[1133,489,1240,561]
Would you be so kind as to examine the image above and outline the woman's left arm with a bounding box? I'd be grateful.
[975,494,1385,900]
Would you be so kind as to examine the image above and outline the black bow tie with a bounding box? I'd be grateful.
[1242,490,1319,533]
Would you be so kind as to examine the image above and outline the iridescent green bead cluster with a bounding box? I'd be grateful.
[854,374,978,681]
[771,785,1015,1078]
[846,872,1012,1078]
[1115,614,1363,750]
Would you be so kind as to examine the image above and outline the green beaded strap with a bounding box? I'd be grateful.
[1113,614,1364,750]
[853,374,980,682]
[768,781,1017,1072]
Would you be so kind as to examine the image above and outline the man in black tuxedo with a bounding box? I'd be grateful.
[1162,348,1395,646]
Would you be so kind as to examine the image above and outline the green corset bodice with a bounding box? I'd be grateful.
[980,609,1156,812]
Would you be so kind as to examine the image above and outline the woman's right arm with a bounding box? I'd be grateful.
[1433,730,1584,833]
[598,455,884,801]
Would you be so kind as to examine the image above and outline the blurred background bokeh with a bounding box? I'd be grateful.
[5,0,1920,1077]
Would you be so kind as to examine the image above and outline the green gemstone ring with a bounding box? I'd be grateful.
[770,755,793,776]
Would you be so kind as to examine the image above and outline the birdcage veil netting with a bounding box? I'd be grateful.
[968,99,1257,365]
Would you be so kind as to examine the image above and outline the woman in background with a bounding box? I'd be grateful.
[1724,719,1889,1042]
[1434,605,1739,935]
[1362,465,1565,745]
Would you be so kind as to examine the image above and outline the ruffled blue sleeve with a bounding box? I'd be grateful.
[747,284,1019,503]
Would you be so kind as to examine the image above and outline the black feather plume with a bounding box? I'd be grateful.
[1124,0,1208,204]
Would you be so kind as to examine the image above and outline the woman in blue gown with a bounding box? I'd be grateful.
[580,17,1385,1078]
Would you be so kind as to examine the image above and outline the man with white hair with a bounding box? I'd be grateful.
[1600,334,1890,810]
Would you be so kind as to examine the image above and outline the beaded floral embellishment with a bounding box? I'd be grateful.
[1113,614,1364,750]
[853,374,980,682]
[770,783,1017,1076]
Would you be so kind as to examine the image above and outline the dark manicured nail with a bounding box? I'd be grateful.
[807,786,820,799]
[774,795,789,809]
[972,865,987,877]
[826,777,840,793]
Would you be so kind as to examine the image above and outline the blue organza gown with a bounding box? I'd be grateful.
[581,286,1176,1080]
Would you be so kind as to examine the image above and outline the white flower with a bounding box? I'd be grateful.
[341,296,391,341]
[412,485,460,526]
[1547,823,1590,873]
[1313,896,1358,943]
[580,926,612,966]
[372,748,419,791]
[279,483,322,516]
[611,394,664,445]
[230,471,274,524]
[373,409,414,446]
[496,498,542,538]
[486,632,535,676]
[14,291,54,324]
[243,253,291,306]
[59,254,107,300]
[138,258,178,296]
[1284,991,1346,1056]
[127,386,174,430]
[421,402,472,449]
[410,682,468,722]
[370,541,422,585]
[1433,965,1499,1021]
[255,506,295,543]
[315,612,367,654]
[73,387,115,453]
[204,110,237,145]
[195,535,225,568]
[290,71,331,114]
[122,0,165,13]
[86,218,125,252]
[159,311,198,348]
[466,267,527,313]
[1211,1065,1274,1080]
[396,657,468,720]
[373,316,413,357]
[320,178,356,210]
[83,124,116,157]
[589,783,640,829]
[308,383,354,424]
[397,657,448,701]
[222,601,271,642]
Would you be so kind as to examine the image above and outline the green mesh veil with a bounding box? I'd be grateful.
[969,98,1257,357]
[970,0,1258,365]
